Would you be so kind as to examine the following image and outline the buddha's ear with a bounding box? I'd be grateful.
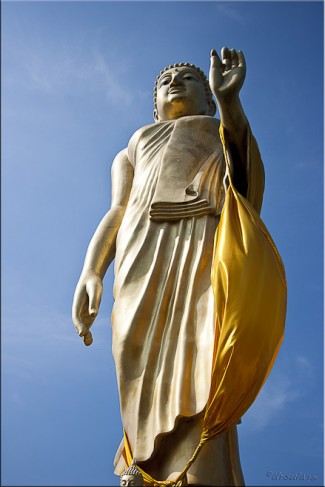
[209,100,217,117]
[153,109,160,122]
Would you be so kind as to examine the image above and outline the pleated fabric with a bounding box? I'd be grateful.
[113,117,226,464]
[114,118,286,485]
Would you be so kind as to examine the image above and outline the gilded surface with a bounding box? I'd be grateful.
[113,115,226,462]
[72,48,286,486]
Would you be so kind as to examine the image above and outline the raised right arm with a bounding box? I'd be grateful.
[72,148,134,346]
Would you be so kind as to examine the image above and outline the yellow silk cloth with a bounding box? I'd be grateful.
[202,125,287,441]
[123,125,287,486]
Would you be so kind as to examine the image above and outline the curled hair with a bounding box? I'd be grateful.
[153,62,215,120]
[121,459,143,479]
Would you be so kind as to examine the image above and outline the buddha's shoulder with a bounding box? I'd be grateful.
[129,120,171,144]
[127,121,173,160]
[130,116,220,144]
[176,115,220,128]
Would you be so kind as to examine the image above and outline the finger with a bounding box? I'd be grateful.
[83,330,93,347]
[72,290,90,335]
[75,318,92,344]
[221,46,231,60]
[237,50,246,68]
[210,48,222,68]
[73,314,90,339]
[230,49,238,67]
[221,47,231,71]
[86,278,103,316]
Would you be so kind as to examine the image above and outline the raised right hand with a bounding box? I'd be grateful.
[209,47,246,103]
[72,271,103,346]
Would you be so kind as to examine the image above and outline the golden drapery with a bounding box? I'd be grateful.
[123,124,287,485]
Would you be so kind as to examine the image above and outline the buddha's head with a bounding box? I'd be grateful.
[120,459,143,486]
[153,63,216,122]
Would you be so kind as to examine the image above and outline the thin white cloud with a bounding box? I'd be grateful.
[3,39,132,106]
[3,299,110,348]
[295,354,313,371]
[242,355,315,431]
[92,51,132,105]
[213,3,247,26]
[2,270,112,382]
[2,300,114,418]
[243,374,298,430]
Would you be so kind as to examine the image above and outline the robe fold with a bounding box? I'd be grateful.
[112,115,266,467]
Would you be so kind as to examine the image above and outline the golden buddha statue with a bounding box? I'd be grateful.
[72,47,286,486]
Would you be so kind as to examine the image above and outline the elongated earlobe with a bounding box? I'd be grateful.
[153,110,160,122]
[209,100,217,117]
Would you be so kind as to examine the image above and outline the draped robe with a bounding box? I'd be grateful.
[112,115,265,469]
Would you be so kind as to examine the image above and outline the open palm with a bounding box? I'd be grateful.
[209,47,246,101]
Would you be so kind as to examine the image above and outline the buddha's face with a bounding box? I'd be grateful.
[155,66,214,122]
[120,474,142,486]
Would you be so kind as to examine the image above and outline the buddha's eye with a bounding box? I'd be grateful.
[159,77,171,87]
[183,74,195,81]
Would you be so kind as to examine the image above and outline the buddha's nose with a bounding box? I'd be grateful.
[170,73,183,86]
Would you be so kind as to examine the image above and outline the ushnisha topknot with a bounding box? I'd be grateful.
[153,62,216,120]
[120,458,143,479]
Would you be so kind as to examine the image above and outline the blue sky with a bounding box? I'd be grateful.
[2,1,324,486]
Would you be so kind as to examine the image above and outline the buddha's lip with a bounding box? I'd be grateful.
[168,88,185,94]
